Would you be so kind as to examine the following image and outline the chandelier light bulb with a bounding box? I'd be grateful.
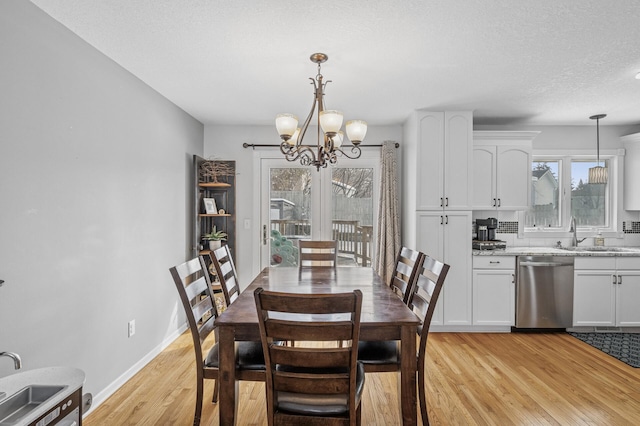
[287,128,300,146]
[276,113,298,139]
[332,131,344,149]
[319,110,343,136]
[346,120,368,145]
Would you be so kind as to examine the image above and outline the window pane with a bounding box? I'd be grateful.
[571,160,607,227]
[331,168,373,267]
[525,161,560,228]
[269,168,311,266]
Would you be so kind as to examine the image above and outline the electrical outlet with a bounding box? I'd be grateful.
[128,319,136,337]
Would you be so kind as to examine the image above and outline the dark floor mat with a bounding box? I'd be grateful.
[569,332,640,368]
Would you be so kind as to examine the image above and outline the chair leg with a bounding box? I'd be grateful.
[194,377,203,426]
[418,365,429,426]
[212,379,219,403]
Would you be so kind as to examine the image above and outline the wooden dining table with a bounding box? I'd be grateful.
[215,266,421,425]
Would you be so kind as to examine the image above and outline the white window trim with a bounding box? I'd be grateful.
[523,149,623,239]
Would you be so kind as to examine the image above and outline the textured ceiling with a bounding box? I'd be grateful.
[29,0,640,126]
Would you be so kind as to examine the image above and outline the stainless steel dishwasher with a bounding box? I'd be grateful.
[515,256,574,329]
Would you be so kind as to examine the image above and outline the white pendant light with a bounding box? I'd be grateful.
[588,114,607,184]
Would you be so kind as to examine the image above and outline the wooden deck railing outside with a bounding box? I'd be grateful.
[270,219,372,266]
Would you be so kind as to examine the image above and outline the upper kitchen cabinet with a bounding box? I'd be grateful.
[621,132,640,210]
[415,111,473,210]
[472,131,539,210]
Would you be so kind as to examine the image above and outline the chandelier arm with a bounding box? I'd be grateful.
[297,78,319,146]
[334,145,363,160]
[281,143,318,165]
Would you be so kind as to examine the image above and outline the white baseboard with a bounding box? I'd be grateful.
[82,323,188,418]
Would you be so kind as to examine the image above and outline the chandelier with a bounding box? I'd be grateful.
[275,53,367,170]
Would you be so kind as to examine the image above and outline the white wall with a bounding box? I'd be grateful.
[0,0,203,408]
[203,124,402,285]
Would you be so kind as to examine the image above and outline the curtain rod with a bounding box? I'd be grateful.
[242,142,399,149]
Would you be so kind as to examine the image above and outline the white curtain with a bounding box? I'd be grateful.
[375,141,400,284]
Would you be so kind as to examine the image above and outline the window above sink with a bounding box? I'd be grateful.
[523,150,622,237]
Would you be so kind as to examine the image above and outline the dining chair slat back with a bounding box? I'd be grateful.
[254,288,365,426]
[357,248,425,373]
[390,246,424,304]
[407,254,450,426]
[298,240,338,268]
[211,245,240,306]
[169,256,265,426]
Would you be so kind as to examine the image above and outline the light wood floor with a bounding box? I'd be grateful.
[85,331,640,425]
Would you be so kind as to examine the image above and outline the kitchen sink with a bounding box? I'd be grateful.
[0,385,66,425]
[561,246,637,253]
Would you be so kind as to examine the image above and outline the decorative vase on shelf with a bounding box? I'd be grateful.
[209,240,222,251]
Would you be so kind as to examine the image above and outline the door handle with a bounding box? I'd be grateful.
[511,273,515,284]
[440,215,443,225]
[497,198,501,207]
[492,198,496,207]
[445,215,449,225]
[263,225,267,245]
[440,197,443,207]
[612,275,617,284]
[445,197,449,207]
[618,275,622,285]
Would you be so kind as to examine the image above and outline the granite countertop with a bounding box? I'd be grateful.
[0,367,85,424]
[473,246,640,256]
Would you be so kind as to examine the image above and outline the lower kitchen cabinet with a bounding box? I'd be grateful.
[417,211,472,327]
[573,257,640,327]
[472,256,515,326]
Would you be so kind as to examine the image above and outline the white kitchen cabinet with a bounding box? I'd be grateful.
[621,132,640,210]
[472,256,515,326]
[472,132,538,210]
[573,257,640,327]
[417,211,472,326]
[416,111,473,210]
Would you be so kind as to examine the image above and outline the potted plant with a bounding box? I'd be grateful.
[203,226,227,251]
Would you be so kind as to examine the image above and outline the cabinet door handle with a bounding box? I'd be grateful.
[618,275,622,285]
[445,197,449,207]
[445,215,449,225]
[492,198,496,207]
[440,215,443,225]
[263,225,267,245]
[511,273,515,284]
[497,198,501,207]
[489,261,501,264]
[440,197,443,207]
[612,275,617,284]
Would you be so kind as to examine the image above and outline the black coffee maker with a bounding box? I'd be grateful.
[476,218,498,241]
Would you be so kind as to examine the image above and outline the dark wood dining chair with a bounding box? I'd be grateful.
[390,246,424,304]
[169,256,265,426]
[408,255,449,425]
[357,248,425,372]
[298,240,338,268]
[210,244,240,306]
[254,288,364,426]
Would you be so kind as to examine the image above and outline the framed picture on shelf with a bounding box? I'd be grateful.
[203,198,217,214]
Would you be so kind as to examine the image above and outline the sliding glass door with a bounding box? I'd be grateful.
[260,156,379,269]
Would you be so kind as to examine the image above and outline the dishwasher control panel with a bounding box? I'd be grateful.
[29,387,81,426]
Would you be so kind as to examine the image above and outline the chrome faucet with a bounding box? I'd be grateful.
[0,352,22,370]
[569,216,586,247]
